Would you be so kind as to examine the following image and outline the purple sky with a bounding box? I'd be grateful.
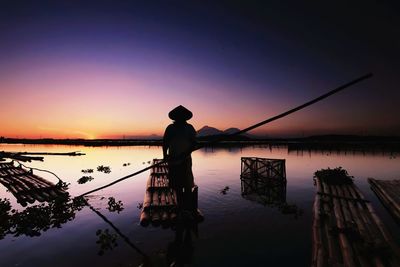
[0,1,399,138]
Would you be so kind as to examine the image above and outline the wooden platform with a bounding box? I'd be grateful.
[312,173,400,267]
[0,161,67,206]
[369,178,400,224]
[139,159,203,228]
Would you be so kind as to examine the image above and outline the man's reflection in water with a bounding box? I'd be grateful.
[166,209,198,266]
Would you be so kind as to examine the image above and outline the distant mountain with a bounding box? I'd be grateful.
[197,126,223,137]
[197,126,250,138]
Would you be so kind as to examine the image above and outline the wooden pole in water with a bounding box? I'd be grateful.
[369,179,400,217]
[353,186,400,259]
[318,179,340,265]
[371,183,400,222]
[312,178,325,267]
[335,185,373,266]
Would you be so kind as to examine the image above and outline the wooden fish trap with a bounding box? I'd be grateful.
[240,157,286,199]
[140,159,203,228]
[312,174,400,267]
[369,178,400,224]
[0,161,67,207]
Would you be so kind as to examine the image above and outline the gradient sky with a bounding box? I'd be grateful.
[1,1,399,138]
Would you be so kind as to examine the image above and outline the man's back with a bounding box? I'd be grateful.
[163,122,196,159]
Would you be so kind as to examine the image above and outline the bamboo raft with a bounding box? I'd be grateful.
[139,159,203,228]
[369,178,400,224]
[0,161,67,206]
[312,173,400,267]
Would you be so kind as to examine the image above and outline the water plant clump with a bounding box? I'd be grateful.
[97,165,111,174]
[77,176,94,184]
[0,195,86,239]
[220,186,230,195]
[95,229,118,256]
[56,180,70,191]
[314,167,354,185]
[122,163,130,167]
[81,169,94,174]
[107,197,124,213]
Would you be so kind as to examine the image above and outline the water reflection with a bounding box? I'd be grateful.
[241,177,286,205]
[240,157,303,218]
[85,199,147,259]
[0,194,85,239]
[1,144,400,267]
[167,217,198,266]
[240,157,287,206]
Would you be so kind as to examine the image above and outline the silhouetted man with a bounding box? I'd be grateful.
[163,105,196,212]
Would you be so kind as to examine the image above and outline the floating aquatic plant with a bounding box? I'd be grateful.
[77,176,94,184]
[81,169,94,174]
[56,180,70,191]
[107,197,124,213]
[97,165,111,174]
[122,163,130,167]
[314,167,354,185]
[95,229,118,256]
[220,186,230,195]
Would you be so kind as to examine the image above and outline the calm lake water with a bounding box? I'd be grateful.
[1,144,399,267]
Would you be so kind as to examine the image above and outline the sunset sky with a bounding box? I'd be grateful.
[1,1,399,139]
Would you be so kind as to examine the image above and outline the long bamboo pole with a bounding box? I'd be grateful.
[78,73,372,198]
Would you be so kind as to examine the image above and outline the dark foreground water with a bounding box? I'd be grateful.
[0,144,399,267]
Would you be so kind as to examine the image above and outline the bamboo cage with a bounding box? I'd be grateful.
[312,174,400,267]
[240,157,286,202]
[139,159,203,228]
[369,178,400,224]
[0,161,67,206]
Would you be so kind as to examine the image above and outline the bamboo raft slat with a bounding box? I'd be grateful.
[139,159,203,228]
[0,161,67,206]
[369,178,400,224]
[0,151,85,162]
[312,174,400,267]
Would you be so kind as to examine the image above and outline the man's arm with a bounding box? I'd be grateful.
[163,144,168,160]
[189,124,197,152]
[163,125,171,159]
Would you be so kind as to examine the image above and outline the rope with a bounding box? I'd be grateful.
[14,160,64,183]
[77,73,372,198]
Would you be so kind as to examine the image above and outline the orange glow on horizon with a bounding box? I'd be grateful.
[1,56,395,138]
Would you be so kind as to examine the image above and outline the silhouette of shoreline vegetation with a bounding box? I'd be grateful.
[1,135,400,151]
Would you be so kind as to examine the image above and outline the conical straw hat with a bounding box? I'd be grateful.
[168,105,193,121]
